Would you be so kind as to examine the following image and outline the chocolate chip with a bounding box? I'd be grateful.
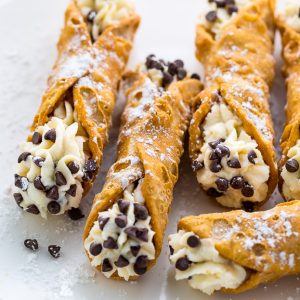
[82,171,93,181]
[191,73,201,80]
[103,237,118,249]
[66,184,77,197]
[117,200,130,214]
[134,203,149,220]
[175,257,190,271]
[124,226,137,239]
[89,242,102,256]
[209,150,219,160]
[215,0,226,7]
[187,235,200,248]
[230,176,244,189]
[248,150,257,165]
[84,159,97,173]
[242,201,255,212]
[208,139,225,149]
[177,68,187,80]
[174,59,184,68]
[55,171,67,186]
[216,178,229,192]
[46,186,59,200]
[115,214,127,228]
[134,255,148,275]
[207,188,223,198]
[102,258,113,272]
[286,159,299,173]
[87,9,97,22]
[98,216,109,230]
[67,161,80,174]
[216,145,230,158]
[32,132,42,144]
[48,245,61,258]
[67,207,84,220]
[24,239,38,251]
[227,4,238,15]
[169,245,174,255]
[136,228,149,242]
[191,160,204,171]
[26,204,40,215]
[44,129,56,142]
[34,176,45,191]
[227,157,241,169]
[32,156,45,167]
[162,72,173,87]
[168,63,178,75]
[14,174,29,191]
[47,201,61,214]
[18,152,31,163]
[209,161,222,173]
[145,54,155,69]
[242,183,254,198]
[115,255,130,268]
[206,10,218,22]
[131,245,141,257]
[13,193,23,207]
[152,61,164,71]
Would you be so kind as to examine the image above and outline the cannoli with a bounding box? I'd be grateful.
[13,0,140,218]
[83,55,203,280]
[189,0,277,210]
[168,200,300,295]
[277,1,300,201]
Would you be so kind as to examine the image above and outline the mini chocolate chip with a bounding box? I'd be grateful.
[208,139,225,149]
[209,161,222,173]
[44,129,56,142]
[191,73,201,80]
[187,235,200,248]
[206,10,218,22]
[168,62,178,75]
[32,156,45,167]
[87,9,97,22]
[188,276,192,280]
[26,204,40,215]
[66,184,77,197]
[46,186,59,200]
[124,226,137,239]
[192,160,204,171]
[169,245,174,255]
[14,174,29,191]
[227,157,241,169]
[242,183,254,198]
[117,200,130,214]
[174,59,184,68]
[227,4,238,15]
[89,242,102,256]
[136,228,149,242]
[18,152,31,163]
[177,68,187,80]
[207,188,223,198]
[34,176,45,191]
[216,177,229,192]
[24,239,39,251]
[152,61,164,71]
[13,193,23,207]
[162,72,173,87]
[216,144,230,158]
[115,214,127,228]
[47,201,61,215]
[102,258,113,272]
[248,150,257,165]
[131,245,141,257]
[48,245,61,258]
[68,207,84,220]
[55,171,67,186]
[115,255,130,268]
[175,257,190,271]
[215,0,226,7]
[209,150,219,160]
[286,159,299,173]
[67,161,80,174]
[242,201,255,212]
[98,216,109,230]
[32,132,42,144]
[82,171,93,181]
[230,176,245,189]
[84,159,97,172]
[134,255,149,275]
[134,203,149,220]
[103,237,118,249]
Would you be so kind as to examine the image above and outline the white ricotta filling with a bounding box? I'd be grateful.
[278,0,300,32]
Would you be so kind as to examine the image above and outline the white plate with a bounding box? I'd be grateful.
[0,0,298,299]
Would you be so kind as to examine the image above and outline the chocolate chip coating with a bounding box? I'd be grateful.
[26,204,40,215]
[89,242,102,256]
[117,200,130,214]
[131,245,141,257]
[24,239,39,251]
[209,161,222,173]
[103,237,118,249]
[134,255,149,275]
[175,257,190,271]
[134,203,149,220]
[34,176,45,191]
[248,150,257,164]
[216,178,229,192]
[46,186,59,200]
[44,129,56,142]
[187,235,200,248]
[68,207,84,220]
[285,159,299,173]
[18,152,31,163]
[230,176,245,189]
[98,216,109,230]
[13,193,23,207]
[32,132,42,145]
[66,184,77,197]
[206,10,218,22]
[102,258,113,272]
[67,161,80,174]
[227,157,241,169]
[115,214,127,228]
[207,188,223,198]
[115,255,130,268]
[32,156,45,167]
[55,171,67,186]
[242,183,254,198]
[14,174,29,191]
[47,201,61,214]
[48,245,61,258]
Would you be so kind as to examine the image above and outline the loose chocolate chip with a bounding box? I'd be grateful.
[47,201,61,214]
[207,188,223,198]
[209,161,222,173]
[227,4,238,15]
[174,59,184,68]
[103,237,118,249]
[13,193,23,207]
[230,176,244,189]
[175,257,190,271]
[208,139,225,149]
[206,10,218,22]
[32,132,42,144]
[44,129,56,142]
[18,152,31,163]
[117,200,130,214]
[162,72,173,87]
[216,177,229,192]
[66,184,77,197]
[134,255,149,275]
[26,204,40,215]
[286,159,299,173]
[102,258,113,272]
[124,226,137,239]
[191,73,201,80]
[84,159,97,173]
[32,156,45,167]
[134,203,149,220]
[227,157,241,169]
[14,174,29,191]
[89,242,102,256]
[67,161,80,174]
[68,207,84,220]
[131,245,141,257]
[191,160,204,171]
[87,9,97,22]
[115,214,127,228]
[115,255,130,268]
[248,150,257,165]
[177,68,187,80]
[215,0,226,8]
[24,239,39,251]
[242,183,254,198]
[34,176,45,191]
[136,228,149,242]
[169,245,174,255]
[187,235,200,248]
[168,62,178,75]
[48,245,61,258]
[55,171,67,186]
[46,186,59,200]
[216,144,230,158]
[242,201,255,212]
[98,216,109,230]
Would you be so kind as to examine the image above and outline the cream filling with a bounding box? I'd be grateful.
[168,230,246,295]
[77,0,135,41]
[15,102,87,218]
[84,181,155,280]
[196,103,269,208]
[278,0,300,32]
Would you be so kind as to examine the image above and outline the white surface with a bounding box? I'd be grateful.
[0,0,298,299]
